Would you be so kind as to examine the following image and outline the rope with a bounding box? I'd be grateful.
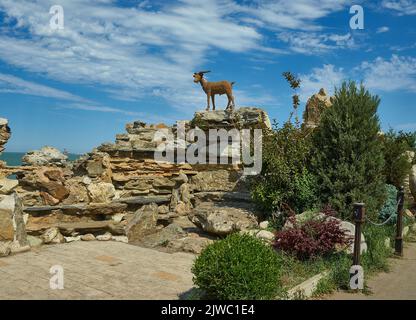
[365,200,400,226]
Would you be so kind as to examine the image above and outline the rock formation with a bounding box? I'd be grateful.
[1,107,268,255]
[0,118,19,195]
[302,88,333,129]
[0,193,29,256]
[22,146,68,166]
[402,150,416,205]
[0,118,10,155]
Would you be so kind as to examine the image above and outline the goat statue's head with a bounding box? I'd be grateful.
[193,70,210,83]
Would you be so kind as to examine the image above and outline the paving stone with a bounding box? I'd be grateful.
[0,241,194,299]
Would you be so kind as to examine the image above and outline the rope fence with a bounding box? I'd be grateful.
[350,186,405,290]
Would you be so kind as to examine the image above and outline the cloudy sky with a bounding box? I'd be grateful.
[0,0,415,153]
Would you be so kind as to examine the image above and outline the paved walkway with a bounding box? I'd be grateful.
[0,241,195,300]
[329,242,416,300]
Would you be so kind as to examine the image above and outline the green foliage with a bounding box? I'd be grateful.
[379,184,398,224]
[250,121,318,216]
[381,129,415,187]
[325,253,352,291]
[362,224,394,273]
[311,81,386,220]
[192,233,283,300]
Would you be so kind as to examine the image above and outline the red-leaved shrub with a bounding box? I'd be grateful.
[274,218,352,260]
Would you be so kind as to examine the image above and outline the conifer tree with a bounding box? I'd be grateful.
[311,81,385,220]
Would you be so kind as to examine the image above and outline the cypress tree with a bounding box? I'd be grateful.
[311,81,385,220]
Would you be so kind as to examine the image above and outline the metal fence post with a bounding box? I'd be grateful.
[353,203,365,266]
[395,186,405,256]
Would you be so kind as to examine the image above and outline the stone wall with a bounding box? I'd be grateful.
[1,108,269,254]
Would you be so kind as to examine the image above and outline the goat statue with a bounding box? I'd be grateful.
[193,71,235,111]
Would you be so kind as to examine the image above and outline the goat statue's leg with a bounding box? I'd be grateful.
[226,93,233,111]
[206,93,211,111]
[211,95,216,111]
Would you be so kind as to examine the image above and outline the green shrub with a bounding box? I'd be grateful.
[379,184,398,224]
[381,129,415,187]
[192,233,283,300]
[362,224,394,274]
[250,122,317,216]
[311,81,386,220]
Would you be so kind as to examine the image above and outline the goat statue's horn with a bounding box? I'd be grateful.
[199,70,211,74]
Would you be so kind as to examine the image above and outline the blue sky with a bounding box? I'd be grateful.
[0,0,415,154]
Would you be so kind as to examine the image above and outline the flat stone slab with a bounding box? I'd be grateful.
[0,241,195,299]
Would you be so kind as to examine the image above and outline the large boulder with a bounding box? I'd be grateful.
[140,223,185,248]
[0,178,19,195]
[62,177,90,204]
[22,146,68,166]
[39,181,69,201]
[167,234,214,254]
[190,107,271,130]
[125,203,159,242]
[190,169,245,192]
[0,193,29,256]
[338,220,367,254]
[0,195,14,241]
[190,202,258,236]
[87,182,116,203]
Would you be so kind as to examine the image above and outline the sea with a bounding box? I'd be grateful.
[0,152,81,166]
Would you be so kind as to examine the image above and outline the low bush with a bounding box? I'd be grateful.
[274,218,352,260]
[192,233,283,300]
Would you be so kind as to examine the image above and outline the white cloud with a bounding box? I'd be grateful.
[234,0,353,31]
[382,0,416,15]
[298,54,416,103]
[376,26,390,33]
[277,32,355,54]
[359,55,416,92]
[299,65,346,101]
[0,0,356,117]
[0,0,263,110]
